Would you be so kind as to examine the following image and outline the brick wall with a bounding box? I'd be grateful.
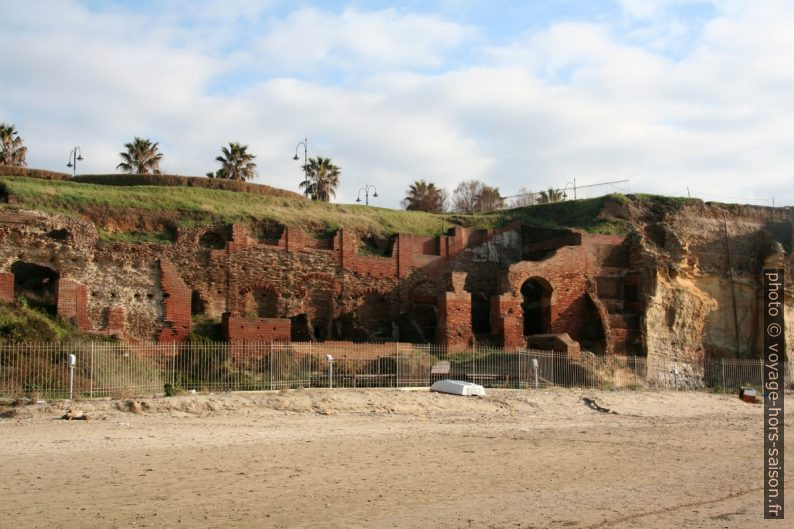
[56,278,91,331]
[438,272,473,352]
[0,272,13,301]
[157,258,192,342]
[491,294,523,348]
[105,305,126,337]
[223,313,291,343]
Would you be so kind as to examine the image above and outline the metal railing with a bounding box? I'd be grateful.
[501,180,631,208]
[0,342,790,400]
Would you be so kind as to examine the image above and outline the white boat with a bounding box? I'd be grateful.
[430,379,486,397]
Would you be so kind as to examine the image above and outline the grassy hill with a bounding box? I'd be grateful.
[0,173,638,242]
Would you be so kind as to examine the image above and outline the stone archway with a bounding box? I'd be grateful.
[520,277,552,336]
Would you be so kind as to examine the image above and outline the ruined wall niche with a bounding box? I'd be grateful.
[520,276,553,336]
[191,290,207,316]
[199,226,231,249]
[351,290,394,341]
[243,286,279,318]
[250,220,285,245]
[11,261,58,312]
[471,292,491,335]
[408,280,439,343]
[358,234,395,257]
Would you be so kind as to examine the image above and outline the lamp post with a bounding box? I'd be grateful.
[66,146,83,177]
[563,178,577,200]
[292,137,308,188]
[356,184,378,206]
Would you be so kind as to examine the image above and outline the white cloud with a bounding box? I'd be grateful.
[0,0,792,208]
[252,7,475,73]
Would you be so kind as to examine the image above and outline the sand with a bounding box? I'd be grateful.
[0,388,791,529]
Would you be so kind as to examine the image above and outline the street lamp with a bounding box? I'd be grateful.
[66,146,83,177]
[292,137,308,181]
[563,178,577,200]
[356,184,378,206]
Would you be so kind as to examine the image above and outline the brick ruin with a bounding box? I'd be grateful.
[0,203,791,359]
[0,208,650,356]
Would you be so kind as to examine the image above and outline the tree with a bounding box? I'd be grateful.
[538,187,565,204]
[452,180,482,213]
[512,187,537,207]
[402,180,447,213]
[475,184,504,212]
[452,180,504,213]
[211,142,256,181]
[0,123,27,167]
[300,157,340,202]
[116,137,163,174]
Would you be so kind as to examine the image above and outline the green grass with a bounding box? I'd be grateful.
[1,174,643,240]
[0,299,112,342]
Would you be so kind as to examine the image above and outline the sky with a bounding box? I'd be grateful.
[1,0,792,208]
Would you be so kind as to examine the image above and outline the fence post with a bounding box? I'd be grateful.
[89,342,94,399]
[517,349,521,389]
[171,342,176,387]
[721,357,725,393]
[395,342,399,388]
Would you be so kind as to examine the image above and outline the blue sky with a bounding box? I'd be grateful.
[1,0,792,207]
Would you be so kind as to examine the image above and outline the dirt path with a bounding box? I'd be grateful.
[0,388,791,529]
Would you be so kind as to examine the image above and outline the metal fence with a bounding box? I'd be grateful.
[501,180,631,208]
[0,342,790,400]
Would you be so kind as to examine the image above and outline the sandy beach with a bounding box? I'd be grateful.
[0,388,791,529]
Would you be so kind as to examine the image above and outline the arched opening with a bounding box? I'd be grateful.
[308,290,333,342]
[471,292,490,335]
[11,261,58,313]
[520,277,552,336]
[244,287,278,318]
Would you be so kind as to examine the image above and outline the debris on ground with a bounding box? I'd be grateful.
[61,409,89,421]
[579,395,618,414]
[738,387,758,404]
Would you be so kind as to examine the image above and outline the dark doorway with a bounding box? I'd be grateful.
[191,291,206,316]
[521,277,552,336]
[11,261,58,313]
[471,292,490,335]
[409,281,438,343]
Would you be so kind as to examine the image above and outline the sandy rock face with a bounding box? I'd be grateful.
[636,202,792,360]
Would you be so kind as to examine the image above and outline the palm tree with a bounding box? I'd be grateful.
[402,180,447,212]
[538,187,565,204]
[212,142,256,181]
[0,123,27,167]
[300,157,340,202]
[116,137,163,174]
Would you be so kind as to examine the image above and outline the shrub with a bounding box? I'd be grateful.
[0,165,71,180]
[74,173,305,199]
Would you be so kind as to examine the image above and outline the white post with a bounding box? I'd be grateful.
[532,358,539,389]
[326,354,334,388]
[68,353,76,400]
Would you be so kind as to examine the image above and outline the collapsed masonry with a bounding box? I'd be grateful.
[0,199,791,362]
